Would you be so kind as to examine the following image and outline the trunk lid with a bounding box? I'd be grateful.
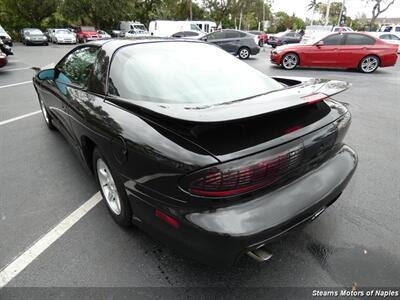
[108,77,350,161]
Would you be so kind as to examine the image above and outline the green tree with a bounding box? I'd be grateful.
[315,1,345,25]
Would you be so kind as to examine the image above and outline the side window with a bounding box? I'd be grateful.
[395,27,400,32]
[322,34,344,45]
[184,31,198,37]
[344,34,375,45]
[207,31,225,40]
[225,31,240,38]
[172,32,182,37]
[333,28,340,32]
[380,34,391,40]
[56,46,99,88]
[391,34,400,40]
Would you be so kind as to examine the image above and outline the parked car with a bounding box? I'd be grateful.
[171,30,205,39]
[111,30,124,37]
[0,39,13,56]
[268,31,302,48]
[200,29,260,59]
[76,26,99,43]
[97,30,111,39]
[0,25,13,46]
[124,29,150,38]
[20,28,48,45]
[367,32,400,53]
[248,30,268,47]
[120,21,149,36]
[377,24,400,38]
[33,39,357,266]
[53,29,77,44]
[149,20,203,37]
[0,50,7,68]
[45,28,55,42]
[270,32,398,73]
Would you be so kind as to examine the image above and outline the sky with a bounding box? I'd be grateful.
[271,0,400,19]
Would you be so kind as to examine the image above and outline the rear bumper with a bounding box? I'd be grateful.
[251,47,261,55]
[26,40,47,44]
[126,145,357,266]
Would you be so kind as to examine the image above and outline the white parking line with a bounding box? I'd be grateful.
[0,81,31,89]
[0,192,102,288]
[2,67,32,72]
[0,111,41,126]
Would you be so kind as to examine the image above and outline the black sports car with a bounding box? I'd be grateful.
[33,39,357,266]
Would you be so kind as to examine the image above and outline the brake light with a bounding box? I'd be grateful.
[302,93,328,105]
[186,147,303,197]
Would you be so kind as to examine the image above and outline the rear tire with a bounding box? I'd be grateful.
[93,148,132,227]
[281,52,299,70]
[358,55,379,73]
[238,47,251,59]
[258,40,264,47]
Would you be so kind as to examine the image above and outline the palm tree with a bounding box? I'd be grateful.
[307,0,319,25]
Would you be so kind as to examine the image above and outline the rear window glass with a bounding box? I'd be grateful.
[345,34,374,45]
[108,42,282,104]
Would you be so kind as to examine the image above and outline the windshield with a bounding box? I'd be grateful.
[56,29,71,34]
[81,26,95,32]
[108,42,282,104]
[25,29,43,35]
[133,25,147,32]
[0,26,6,34]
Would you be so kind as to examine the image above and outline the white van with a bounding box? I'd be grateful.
[377,24,400,38]
[120,21,149,35]
[149,20,205,37]
[188,21,217,34]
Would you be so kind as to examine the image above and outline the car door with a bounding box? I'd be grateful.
[303,34,344,67]
[48,46,100,145]
[340,33,376,68]
[204,31,228,51]
[223,30,242,53]
[284,33,296,44]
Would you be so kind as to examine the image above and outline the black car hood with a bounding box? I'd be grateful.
[109,78,350,123]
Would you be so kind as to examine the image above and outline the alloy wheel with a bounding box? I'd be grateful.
[282,53,298,69]
[239,48,250,59]
[96,158,122,215]
[361,56,379,73]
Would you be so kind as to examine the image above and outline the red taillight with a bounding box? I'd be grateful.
[302,93,328,105]
[187,147,303,197]
[155,210,180,229]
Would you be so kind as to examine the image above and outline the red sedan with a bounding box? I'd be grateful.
[0,51,7,68]
[270,32,398,73]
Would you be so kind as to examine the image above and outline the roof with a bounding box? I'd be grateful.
[93,37,204,54]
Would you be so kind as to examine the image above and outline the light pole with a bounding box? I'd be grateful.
[325,0,331,26]
[338,0,346,26]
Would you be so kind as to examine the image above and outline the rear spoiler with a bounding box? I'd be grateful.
[107,77,350,123]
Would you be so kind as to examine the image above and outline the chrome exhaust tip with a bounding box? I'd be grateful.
[247,247,273,262]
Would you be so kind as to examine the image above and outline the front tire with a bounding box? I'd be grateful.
[93,148,132,227]
[359,55,379,73]
[238,47,251,59]
[281,52,299,70]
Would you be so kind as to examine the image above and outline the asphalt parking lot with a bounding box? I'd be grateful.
[0,43,399,293]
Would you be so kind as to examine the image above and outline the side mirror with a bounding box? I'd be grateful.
[37,68,55,81]
[201,37,208,41]
[316,40,324,47]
